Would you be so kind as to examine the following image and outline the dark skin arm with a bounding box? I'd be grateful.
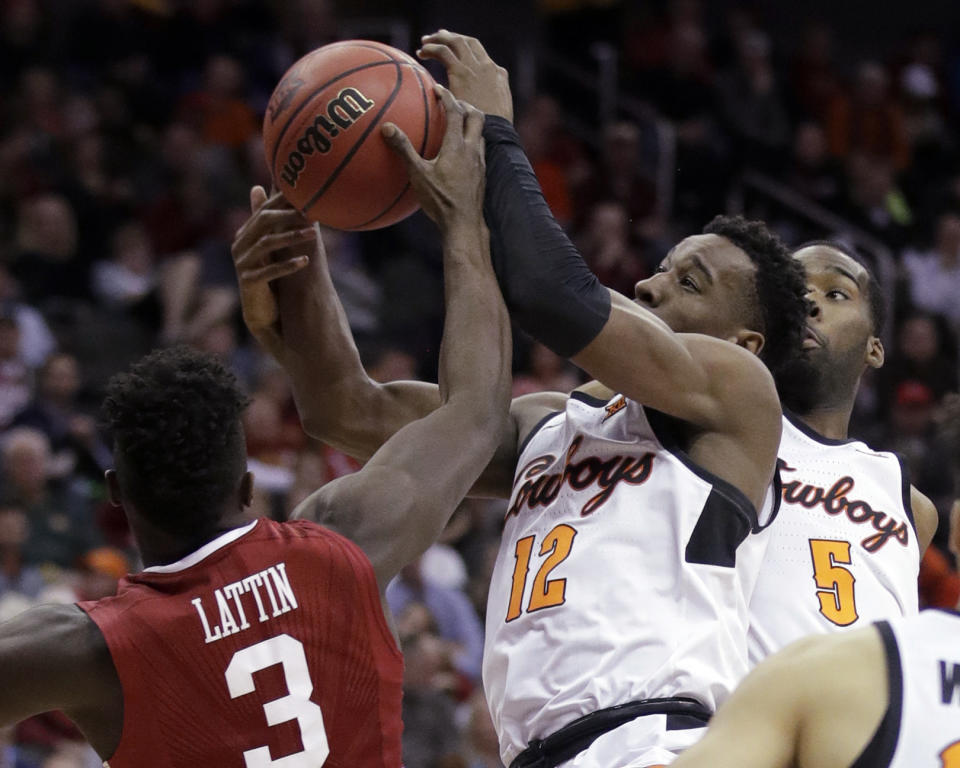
[418,32,782,510]
[232,160,559,503]
[288,92,514,589]
[0,603,122,758]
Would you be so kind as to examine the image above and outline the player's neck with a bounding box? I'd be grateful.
[133,509,256,568]
[793,404,853,441]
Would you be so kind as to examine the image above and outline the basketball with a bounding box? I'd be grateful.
[263,40,446,231]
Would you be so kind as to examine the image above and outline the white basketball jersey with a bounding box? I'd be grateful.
[862,611,960,768]
[482,393,775,767]
[748,413,919,666]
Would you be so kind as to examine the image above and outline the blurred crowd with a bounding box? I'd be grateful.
[1,1,960,766]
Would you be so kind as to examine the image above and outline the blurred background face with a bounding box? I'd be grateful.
[3,430,50,496]
[898,315,939,364]
[41,354,81,403]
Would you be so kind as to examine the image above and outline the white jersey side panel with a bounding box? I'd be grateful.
[748,414,919,666]
[884,611,960,768]
[482,394,772,766]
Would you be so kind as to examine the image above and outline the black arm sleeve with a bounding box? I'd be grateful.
[482,115,611,358]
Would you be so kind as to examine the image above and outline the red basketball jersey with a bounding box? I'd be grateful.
[77,517,403,768]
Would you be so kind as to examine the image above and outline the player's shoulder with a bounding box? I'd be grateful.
[13,603,110,666]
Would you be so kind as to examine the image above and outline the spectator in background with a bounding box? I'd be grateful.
[178,55,258,151]
[840,152,912,249]
[902,210,960,331]
[878,312,958,413]
[9,194,87,307]
[387,557,485,685]
[827,60,910,171]
[0,264,56,368]
[574,199,648,297]
[788,21,841,122]
[515,95,579,227]
[91,222,157,319]
[11,353,112,483]
[0,505,44,604]
[783,121,843,208]
[717,30,791,171]
[0,427,101,571]
[0,312,32,429]
[464,689,505,768]
[574,121,658,236]
[512,341,583,398]
[398,623,464,768]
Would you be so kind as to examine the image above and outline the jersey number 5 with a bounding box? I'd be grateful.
[941,740,960,768]
[225,634,329,767]
[506,524,577,622]
[809,539,859,627]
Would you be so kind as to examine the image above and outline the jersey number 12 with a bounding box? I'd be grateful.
[506,524,578,622]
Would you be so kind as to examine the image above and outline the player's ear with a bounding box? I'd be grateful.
[730,329,765,357]
[866,335,884,369]
[105,469,122,507]
[240,471,255,508]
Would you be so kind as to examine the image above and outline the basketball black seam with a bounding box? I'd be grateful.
[349,65,432,230]
[270,59,396,172]
[269,41,410,171]
[351,182,412,229]
[301,59,406,214]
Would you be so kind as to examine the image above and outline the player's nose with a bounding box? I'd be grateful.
[634,274,664,307]
[805,289,821,319]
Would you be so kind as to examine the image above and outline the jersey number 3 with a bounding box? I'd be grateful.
[225,634,330,767]
[809,539,859,627]
[506,524,578,622]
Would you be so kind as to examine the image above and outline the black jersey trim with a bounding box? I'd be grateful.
[517,410,564,457]
[892,452,917,536]
[783,409,859,446]
[645,407,758,527]
[569,390,609,408]
[849,621,903,768]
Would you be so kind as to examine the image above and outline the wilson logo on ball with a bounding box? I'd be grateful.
[280,87,376,187]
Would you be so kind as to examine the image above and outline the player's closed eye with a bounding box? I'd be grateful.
[680,275,699,292]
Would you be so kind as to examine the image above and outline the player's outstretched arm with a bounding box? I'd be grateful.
[232,187,529,500]
[294,90,513,587]
[0,604,120,754]
[421,31,781,507]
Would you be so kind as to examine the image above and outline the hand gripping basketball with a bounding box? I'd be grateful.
[380,85,485,230]
[418,30,513,122]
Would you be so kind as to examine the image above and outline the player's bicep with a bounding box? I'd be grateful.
[573,291,779,434]
[910,485,938,554]
[0,605,109,726]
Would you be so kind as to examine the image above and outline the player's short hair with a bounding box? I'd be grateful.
[703,215,809,374]
[793,239,886,336]
[101,347,250,536]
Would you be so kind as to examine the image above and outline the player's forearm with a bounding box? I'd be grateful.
[436,218,512,428]
[274,248,383,443]
[482,116,610,359]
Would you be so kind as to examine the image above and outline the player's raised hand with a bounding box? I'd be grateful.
[418,30,513,122]
[381,85,485,231]
[231,186,318,353]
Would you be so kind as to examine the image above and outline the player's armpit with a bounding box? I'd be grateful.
[911,485,938,555]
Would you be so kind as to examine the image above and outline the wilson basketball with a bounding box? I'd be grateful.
[263,40,446,231]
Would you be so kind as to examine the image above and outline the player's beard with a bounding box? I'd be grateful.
[774,351,823,414]
[776,343,864,416]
